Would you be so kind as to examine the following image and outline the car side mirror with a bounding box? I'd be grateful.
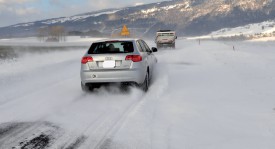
[152,47,158,52]
[176,36,178,39]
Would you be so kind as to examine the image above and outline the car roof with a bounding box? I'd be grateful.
[158,30,173,32]
[157,31,175,33]
[93,38,140,43]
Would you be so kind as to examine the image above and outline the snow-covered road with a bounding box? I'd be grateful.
[0,40,275,149]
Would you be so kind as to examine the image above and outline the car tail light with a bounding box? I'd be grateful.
[81,56,93,64]
[125,55,142,62]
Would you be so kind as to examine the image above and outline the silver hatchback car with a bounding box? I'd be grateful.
[80,39,158,92]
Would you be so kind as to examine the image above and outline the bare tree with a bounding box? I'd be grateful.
[49,26,66,42]
[38,26,66,42]
[37,27,48,42]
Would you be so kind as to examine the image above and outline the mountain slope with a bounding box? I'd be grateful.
[1,0,275,38]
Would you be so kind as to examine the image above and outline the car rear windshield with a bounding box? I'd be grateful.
[158,33,175,36]
[88,41,134,54]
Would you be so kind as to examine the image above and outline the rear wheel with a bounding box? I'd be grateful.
[81,82,89,92]
[157,44,162,49]
[172,43,175,49]
[140,71,149,92]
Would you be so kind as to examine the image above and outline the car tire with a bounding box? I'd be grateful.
[81,82,89,92]
[157,44,161,49]
[140,71,149,92]
[172,43,175,49]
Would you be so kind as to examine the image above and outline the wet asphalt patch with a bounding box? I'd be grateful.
[0,122,59,149]
[19,133,50,149]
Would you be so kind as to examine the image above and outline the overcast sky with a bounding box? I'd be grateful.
[0,0,161,27]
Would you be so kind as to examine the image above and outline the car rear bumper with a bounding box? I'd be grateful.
[81,68,145,85]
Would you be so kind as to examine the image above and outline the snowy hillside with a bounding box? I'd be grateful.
[0,39,275,148]
[209,20,275,37]
[1,0,275,38]
[13,9,120,26]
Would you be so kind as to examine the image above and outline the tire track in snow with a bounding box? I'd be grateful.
[63,82,168,149]
[84,65,170,149]
[56,89,145,149]
[63,135,87,149]
[100,56,173,148]
[92,92,146,149]
[32,88,143,148]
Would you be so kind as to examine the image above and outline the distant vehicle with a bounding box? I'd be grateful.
[155,30,177,49]
[80,39,158,92]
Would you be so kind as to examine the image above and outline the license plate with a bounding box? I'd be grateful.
[103,61,115,68]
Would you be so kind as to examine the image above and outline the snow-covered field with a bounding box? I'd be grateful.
[0,39,275,149]
[210,20,275,37]
[188,20,275,41]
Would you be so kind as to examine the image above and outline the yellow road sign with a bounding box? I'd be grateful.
[120,25,130,36]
